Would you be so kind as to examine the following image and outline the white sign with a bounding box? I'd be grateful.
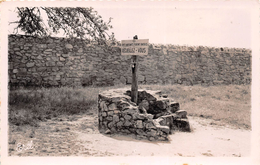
[121,39,149,55]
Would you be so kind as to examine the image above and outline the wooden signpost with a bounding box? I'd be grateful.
[121,36,149,103]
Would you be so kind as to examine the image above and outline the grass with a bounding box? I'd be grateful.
[8,87,100,127]
[139,84,251,129]
[8,84,251,130]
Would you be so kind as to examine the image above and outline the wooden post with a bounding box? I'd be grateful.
[131,35,138,104]
[131,55,138,104]
[121,35,148,104]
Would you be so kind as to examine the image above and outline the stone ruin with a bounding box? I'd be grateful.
[98,88,191,141]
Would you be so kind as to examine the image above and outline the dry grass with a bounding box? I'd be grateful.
[9,87,99,127]
[9,84,251,130]
[140,84,251,129]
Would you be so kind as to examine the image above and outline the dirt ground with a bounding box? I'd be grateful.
[8,113,250,157]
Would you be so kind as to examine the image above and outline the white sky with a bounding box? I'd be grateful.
[7,1,254,48]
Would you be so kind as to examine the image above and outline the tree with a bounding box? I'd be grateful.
[11,7,115,45]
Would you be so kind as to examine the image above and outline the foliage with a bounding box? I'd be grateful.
[11,7,116,45]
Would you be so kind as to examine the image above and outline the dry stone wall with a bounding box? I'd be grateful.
[8,35,251,87]
[98,88,190,141]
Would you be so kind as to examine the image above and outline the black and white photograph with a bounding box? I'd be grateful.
[1,0,259,165]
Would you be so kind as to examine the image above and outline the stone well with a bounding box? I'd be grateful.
[98,88,191,141]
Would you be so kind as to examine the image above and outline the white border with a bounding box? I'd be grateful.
[1,1,259,165]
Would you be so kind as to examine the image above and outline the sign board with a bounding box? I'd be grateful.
[121,39,149,55]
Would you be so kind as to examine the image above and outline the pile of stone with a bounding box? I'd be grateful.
[98,88,190,141]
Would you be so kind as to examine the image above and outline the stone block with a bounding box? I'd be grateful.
[107,111,114,116]
[123,120,132,127]
[108,103,117,111]
[100,101,108,111]
[107,122,114,129]
[113,115,119,122]
[136,129,145,136]
[60,57,66,61]
[46,61,56,67]
[13,69,18,73]
[155,99,168,110]
[145,122,156,129]
[136,120,143,129]
[106,116,113,121]
[172,119,191,132]
[26,62,35,68]
[138,100,149,111]
[65,44,73,49]
[102,112,107,117]
[168,102,180,113]
[123,114,132,120]
[116,121,123,127]
[147,129,157,137]
[175,110,187,118]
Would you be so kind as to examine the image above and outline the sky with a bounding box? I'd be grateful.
[7,1,254,49]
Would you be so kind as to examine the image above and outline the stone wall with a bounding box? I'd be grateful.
[98,88,190,141]
[8,35,252,87]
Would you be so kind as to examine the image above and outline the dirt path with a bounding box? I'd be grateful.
[9,114,250,157]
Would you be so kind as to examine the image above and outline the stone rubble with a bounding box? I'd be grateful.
[98,88,191,141]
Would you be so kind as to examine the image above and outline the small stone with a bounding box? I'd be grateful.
[138,100,149,112]
[147,129,157,137]
[111,127,117,133]
[123,108,137,115]
[136,129,144,135]
[60,57,66,61]
[114,110,120,114]
[105,129,111,134]
[159,126,170,134]
[148,137,155,141]
[102,112,107,117]
[36,55,43,60]
[62,54,69,58]
[78,48,83,53]
[145,122,156,129]
[26,62,35,68]
[121,129,131,134]
[107,111,114,116]
[116,121,123,127]
[65,44,73,49]
[123,120,132,127]
[136,120,143,128]
[100,101,108,111]
[108,103,117,111]
[156,99,167,110]
[161,94,168,98]
[13,69,18,73]
[124,114,132,120]
[107,122,114,129]
[57,62,64,67]
[175,110,187,118]
[169,102,180,113]
[106,116,113,121]
[113,115,119,122]
[45,49,52,52]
